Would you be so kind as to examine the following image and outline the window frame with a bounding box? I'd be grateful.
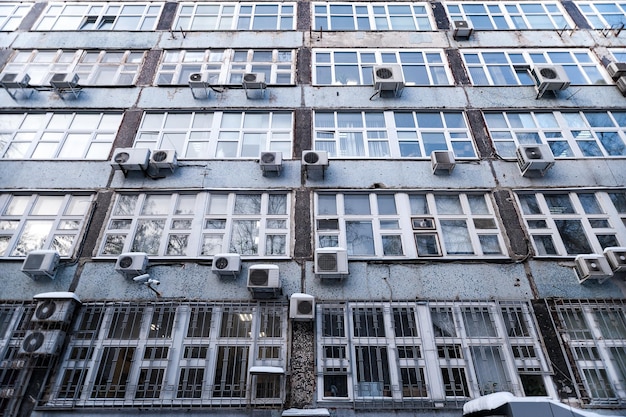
[0,2,33,31]
[312,2,434,31]
[173,2,296,31]
[575,1,626,29]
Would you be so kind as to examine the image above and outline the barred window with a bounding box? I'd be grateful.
[313,2,433,31]
[575,1,626,29]
[445,2,571,30]
[174,2,295,30]
[0,3,32,31]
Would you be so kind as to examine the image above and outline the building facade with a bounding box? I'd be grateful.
[1,1,626,417]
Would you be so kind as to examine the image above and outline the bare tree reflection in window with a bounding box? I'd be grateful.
[114,195,138,216]
[12,220,52,256]
[554,219,592,254]
[265,234,286,255]
[132,219,165,255]
[234,194,261,215]
[268,195,287,215]
[230,220,259,255]
[345,221,374,255]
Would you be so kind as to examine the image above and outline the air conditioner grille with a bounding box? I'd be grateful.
[303,152,319,164]
[249,269,269,286]
[244,73,257,82]
[214,257,229,270]
[297,300,313,315]
[114,152,130,163]
[261,153,275,163]
[35,300,57,320]
[317,254,337,271]
[525,147,543,159]
[23,254,45,270]
[152,151,167,162]
[118,256,133,269]
[190,73,202,81]
[22,332,45,353]
[540,68,557,79]
[1,73,17,82]
[376,67,393,79]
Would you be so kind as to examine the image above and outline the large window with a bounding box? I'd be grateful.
[575,1,626,29]
[315,192,506,258]
[173,2,295,30]
[99,192,290,258]
[317,301,551,403]
[313,49,451,86]
[47,302,286,407]
[312,2,433,31]
[313,111,476,158]
[33,2,162,31]
[516,190,626,256]
[551,300,626,405]
[445,2,571,30]
[484,111,626,158]
[156,49,294,85]
[134,111,292,159]
[1,50,145,86]
[0,194,93,258]
[0,3,32,31]
[461,49,606,85]
[0,112,122,160]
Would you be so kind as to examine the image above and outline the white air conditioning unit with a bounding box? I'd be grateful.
[372,65,404,92]
[32,292,80,324]
[431,150,456,175]
[110,147,150,171]
[616,75,626,96]
[302,150,329,167]
[247,264,280,289]
[315,247,348,277]
[260,151,282,174]
[453,20,473,40]
[531,65,570,97]
[21,250,60,280]
[20,330,66,356]
[188,72,209,88]
[574,254,613,284]
[242,72,267,89]
[115,252,149,278]
[289,293,315,320]
[0,73,30,89]
[50,73,79,89]
[212,253,241,276]
[603,247,626,273]
[607,62,626,80]
[516,144,555,177]
[150,149,178,171]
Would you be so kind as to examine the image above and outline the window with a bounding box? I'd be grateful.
[552,300,626,405]
[516,190,626,256]
[316,301,551,403]
[575,2,626,29]
[174,3,295,30]
[99,192,290,258]
[156,49,295,85]
[1,50,145,86]
[0,112,123,159]
[609,48,626,62]
[48,302,286,407]
[0,3,32,31]
[484,111,626,158]
[313,49,451,86]
[0,194,93,258]
[445,2,571,30]
[315,192,506,258]
[134,111,293,159]
[313,2,433,31]
[313,111,476,158]
[462,49,607,85]
[34,2,162,31]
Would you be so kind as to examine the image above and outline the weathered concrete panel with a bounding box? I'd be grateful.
[158,31,303,49]
[11,31,162,49]
[0,161,112,189]
[0,262,77,302]
[0,88,140,110]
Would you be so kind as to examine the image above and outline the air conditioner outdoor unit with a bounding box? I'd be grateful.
[150,149,178,171]
[302,150,329,167]
[574,254,613,284]
[315,247,349,277]
[431,150,456,175]
[289,293,315,320]
[247,264,280,289]
[188,72,209,89]
[21,250,60,280]
[115,252,149,278]
[110,147,150,171]
[32,292,80,324]
[603,247,626,273]
[530,65,570,97]
[0,73,30,89]
[242,72,267,89]
[516,144,555,177]
[260,151,283,174]
[607,62,626,80]
[453,20,473,39]
[50,73,79,89]
[212,253,241,276]
[372,65,404,93]
[616,76,626,96]
[19,330,66,356]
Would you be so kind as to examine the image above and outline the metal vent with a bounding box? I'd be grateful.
[35,300,56,320]
[303,152,319,164]
[317,253,337,271]
[261,152,275,163]
[114,152,130,163]
[375,67,393,79]
[22,332,45,353]
[539,67,557,79]
[23,254,45,269]
[214,257,229,270]
[297,300,313,315]
[244,73,257,82]
[1,73,17,82]
[249,269,269,286]
[118,256,133,268]
[152,150,168,162]
[189,73,202,82]
[525,147,543,159]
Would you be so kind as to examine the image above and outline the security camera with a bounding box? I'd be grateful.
[133,273,150,282]
[147,279,160,286]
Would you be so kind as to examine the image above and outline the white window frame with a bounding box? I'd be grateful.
[515,190,626,257]
[1,50,145,86]
[575,1,626,29]
[134,111,293,159]
[0,2,32,31]
[445,1,573,30]
[314,191,508,259]
[173,2,295,31]
[98,192,291,259]
[33,2,163,31]
[313,110,477,159]
[316,301,554,403]
[0,112,123,160]
[484,110,626,159]
[312,2,433,31]
[312,49,452,86]
[0,193,94,258]
[609,48,626,62]
[461,49,608,86]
